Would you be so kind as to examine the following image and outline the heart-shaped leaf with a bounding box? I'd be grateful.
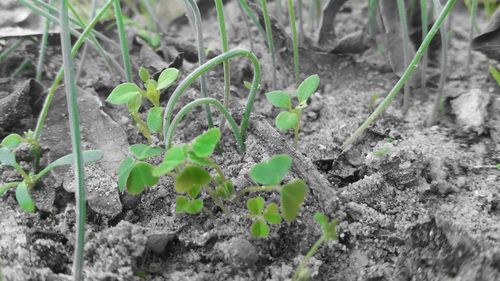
[118,156,135,192]
[187,151,214,167]
[15,182,35,213]
[191,128,221,158]
[0,147,17,167]
[280,179,308,222]
[250,154,292,185]
[106,83,141,105]
[264,203,282,225]
[1,134,24,149]
[129,144,163,160]
[139,67,151,83]
[275,111,299,131]
[147,107,164,133]
[175,195,189,213]
[186,199,204,214]
[247,196,265,215]
[187,184,202,198]
[265,91,292,109]
[175,165,211,193]
[50,150,104,168]
[297,74,320,104]
[251,219,269,238]
[153,146,185,177]
[314,212,337,240]
[126,162,159,195]
[157,68,180,90]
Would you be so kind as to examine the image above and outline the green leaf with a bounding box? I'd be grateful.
[139,67,151,83]
[191,128,221,158]
[297,74,320,104]
[280,179,308,222]
[275,111,299,131]
[314,213,337,240]
[187,184,202,198]
[157,68,180,90]
[243,80,252,90]
[489,65,500,87]
[1,134,24,149]
[0,147,17,167]
[50,150,103,168]
[313,212,329,229]
[174,165,211,193]
[187,151,214,167]
[265,91,292,109]
[250,219,269,238]
[127,94,143,113]
[118,156,135,192]
[175,195,189,213]
[250,154,292,185]
[215,180,234,198]
[15,182,35,213]
[264,203,282,224]
[129,144,163,160]
[126,162,159,195]
[147,107,164,133]
[153,145,185,177]
[186,199,204,214]
[496,163,500,170]
[247,196,265,215]
[106,83,141,105]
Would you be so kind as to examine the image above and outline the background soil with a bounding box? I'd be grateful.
[1,1,500,280]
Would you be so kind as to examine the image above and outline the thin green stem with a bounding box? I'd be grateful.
[215,0,231,132]
[292,235,327,281]
[165,98,245,154]
[368,0,378,36]
[36,0,54,81]
[420,0,428,90]
[10,58,32,78]
[288,0,300,86]
[235,185,280,201]
[341,0,458,152]
[113,0,133,82]
[237,0,266,38]
[60,0,86,280]
[260,0,277,89]
[466,0,477,77]
[131,112,153,144]
[204,185,231,216]
[184,0,214,128]
[33,0,115,141]
[0,39,25,63]
[162,48,261,146]
[297,0,304,45]
[293,109,301,146]
[397,0,411,113]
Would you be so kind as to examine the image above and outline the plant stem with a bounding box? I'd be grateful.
[162,48,261,145]
[204,185,231,216]
[466,0,477,77]
[397,0,411,113]
[184,0,214,128]
[36,0,55,82]
[131,112,153,144]
[341,0,458,152]
[0,39,24,64]
[235,185,280,200]
[260,0,277,89]
[215,0,231,133]
[288,0,300,86]
[237,0,267,38]
[297,0,304,45]
[368,0,378,36]
[420,0,428,90]
[33,0,115,141]
[165,98,245,153]
[60,0,86,280]
[113,0,133,82]
[293,109,301,146]
[10,58,32,78]
[292,235,327,281]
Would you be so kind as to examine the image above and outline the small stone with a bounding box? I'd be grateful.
[217,238,258,270]
[450,89,491,135]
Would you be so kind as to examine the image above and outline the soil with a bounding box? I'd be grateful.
[1,1,500,281]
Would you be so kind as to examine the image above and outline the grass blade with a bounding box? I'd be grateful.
[113,0,133,82]
[215,0,231,133]
[397,0,411,113]
[260,0,277,88]
[420,0,428,89]
[36,0,55,82]
[288,0,300,85]
[466,0,478,76]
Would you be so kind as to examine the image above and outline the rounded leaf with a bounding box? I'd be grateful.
[191,128,221,158]
[264,203,282,225]
[313,212,329,229]
[147,107,164,133]
[265,91,292,109]
[297,74,320,104]
[1,134,24,149]
[139,67,151,83]
[153,145,185,177]
[250,154,292,185]
[126,162,159,195]
[118,156,135,192]
[174,165,211,193]
[175,195,189,213]
[157,68,180,90]
[129,144,163,160]
[275,111,299,131]
[187,151,214,167]
[0,147,16,167]
[50,150,103,168]
[106,83,141,105]
[16,182,35,213]
[247,196,265,215]
[250,220,270,238]
[186,199,204,214]
[280,179,308,222]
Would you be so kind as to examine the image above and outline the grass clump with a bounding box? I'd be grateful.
[265,74,320,145]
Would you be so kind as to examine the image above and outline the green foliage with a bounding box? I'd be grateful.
[280,179,308,221]
[489,65,500,87]
[191,128,221,158]
[129,144,163,160]
[314,212,337,240]
[175,165,211,193]
[247,196,280,238]
[265,75,320,144]
[126,162,158,195]
[250,154,292,185]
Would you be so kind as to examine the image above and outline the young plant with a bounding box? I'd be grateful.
[265,74,320,145]
[489,65,500,86]
[288,0,301,85]
[106,67,180,143]
[292,212,337,281]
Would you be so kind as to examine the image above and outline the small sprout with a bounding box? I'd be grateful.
[280,179,308,221]
[191,127,221,158]
[106,83,142,105]
[373,145,391,158]
[247,196,278,238]
[489,65,500,87]
[496,164,500,170]
[264,202,282,224]
[313,212,337,240]
[176,195,204,214]
[265,75,320,145]
[1,133,24,149]
[126,162,158,195]
[118,156,135,192]
[129,144,163,160]
[157,68,180,90]
[147,107,164,133]
[139,66,150,83]
[175,165,211,193]
[15,182,35,213]
[153,146,185,177]
[250,154,292,185]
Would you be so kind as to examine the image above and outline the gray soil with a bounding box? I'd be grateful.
[1,1,500,281]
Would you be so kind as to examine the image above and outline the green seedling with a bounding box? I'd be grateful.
[292,212,337,281]
[265,74,320,145]
[1,130,42,169]
[489,65,500,87]
[106,67,180,143]
[0,140,103,212]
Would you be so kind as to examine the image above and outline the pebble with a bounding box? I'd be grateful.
[217,238,258,270]
[450,89,491,135]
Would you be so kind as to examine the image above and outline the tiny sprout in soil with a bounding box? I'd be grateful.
[265,74,320,145]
